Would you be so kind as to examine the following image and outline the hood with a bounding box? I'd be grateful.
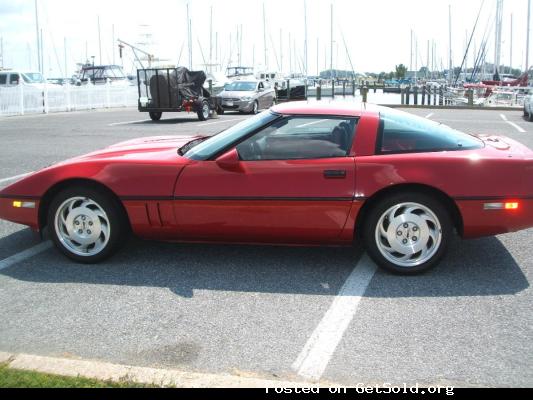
[220,90,256,98]
[60,135,204,165]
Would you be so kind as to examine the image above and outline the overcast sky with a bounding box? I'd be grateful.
[0,0,530,77]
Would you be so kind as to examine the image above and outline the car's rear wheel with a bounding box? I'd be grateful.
[149,111,162,121]
[48,187,128,263]
[363,193,452,274]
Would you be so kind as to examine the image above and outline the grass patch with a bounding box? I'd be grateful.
[0,362,158,388]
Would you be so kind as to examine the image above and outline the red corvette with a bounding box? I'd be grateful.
[1,103,532,273]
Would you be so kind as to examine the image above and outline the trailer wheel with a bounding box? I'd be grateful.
[149,112,162,121]
[197,101,210,121]
[217,105,225,115]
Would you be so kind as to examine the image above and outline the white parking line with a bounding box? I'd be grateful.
[0,172,34,185]
[196,118,246,127]
[425,113,434,119]
[0,241,53,271]
[108,119,151,126]
[292,254,377,381]
[500,114,526,133]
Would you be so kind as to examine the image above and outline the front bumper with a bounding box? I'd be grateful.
[0,197,41,231]
[220,99,254,112]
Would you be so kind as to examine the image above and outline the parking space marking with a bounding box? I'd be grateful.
[0,172,34,185]
[196,118,247,127]
[500,114,526,133]
[108,119,151,126]
[292,254,377,381]
[425,113,434,119]
[0,241,52,271]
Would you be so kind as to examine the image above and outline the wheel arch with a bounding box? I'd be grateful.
[355,183,464,239]
[38,178,131,232]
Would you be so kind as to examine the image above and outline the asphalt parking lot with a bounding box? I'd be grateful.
[0,105,532,387]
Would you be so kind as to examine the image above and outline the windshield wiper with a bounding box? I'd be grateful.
[178,137,210,156]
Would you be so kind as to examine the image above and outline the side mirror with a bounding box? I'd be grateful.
[216,148,244,172]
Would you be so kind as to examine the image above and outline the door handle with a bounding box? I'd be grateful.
[323,170,346,179]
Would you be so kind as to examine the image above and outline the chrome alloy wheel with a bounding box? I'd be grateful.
[374,202,442,268]
[54,197,110,257]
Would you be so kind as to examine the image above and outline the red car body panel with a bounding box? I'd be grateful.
[1,103,532,246]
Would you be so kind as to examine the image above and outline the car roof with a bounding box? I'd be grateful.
[271,101,381,117]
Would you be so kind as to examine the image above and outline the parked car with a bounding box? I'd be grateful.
[218,80,275,114]
[1,103,532,274]
[0,70,57,89]
[523,91,533,121]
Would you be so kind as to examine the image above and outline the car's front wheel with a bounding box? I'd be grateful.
[363,193,452,274]
[48,186,128,263]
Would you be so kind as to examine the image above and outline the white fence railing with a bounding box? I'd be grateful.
[0,82,138,117]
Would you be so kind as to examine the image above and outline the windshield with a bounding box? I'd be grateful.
[224,81,257,91]
[184,111,280,160]
[21,72,45,83]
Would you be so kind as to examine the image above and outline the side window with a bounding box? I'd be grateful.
[378,111,483,153]
[237,116,357,161]
[0,74,7,85]
[9,74,20,85]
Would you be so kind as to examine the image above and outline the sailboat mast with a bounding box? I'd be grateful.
[448,4,452,84]
[526,0,531,71]
[263,2,267,69]
[509,13,513,74]
[304,0,308,77]
[34,0,41,73]
[330,4,333,79]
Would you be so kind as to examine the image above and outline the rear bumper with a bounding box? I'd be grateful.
[0,197,41,231]
[457,198,533,238]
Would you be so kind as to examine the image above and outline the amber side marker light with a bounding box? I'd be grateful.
[484,202,520,210]
[12,201,35,209]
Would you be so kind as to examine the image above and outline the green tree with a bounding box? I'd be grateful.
[395,64,407,79]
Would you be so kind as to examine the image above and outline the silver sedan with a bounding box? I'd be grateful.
[218,80,276,114]
[524,92,533,122]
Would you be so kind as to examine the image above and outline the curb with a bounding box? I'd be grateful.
[0,352,320,388]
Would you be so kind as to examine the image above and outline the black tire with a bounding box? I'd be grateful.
[524,107,528,117]
[47,186,129,263]
[149,111,162,121]
[217,106,225,115]
[250,101,259,114]
[529,110,533,122]
[197,100,210,121]
[362,192,452,275]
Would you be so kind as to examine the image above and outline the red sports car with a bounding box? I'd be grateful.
[1,103,532,274]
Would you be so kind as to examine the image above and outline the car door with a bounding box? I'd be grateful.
[173,115,358,243]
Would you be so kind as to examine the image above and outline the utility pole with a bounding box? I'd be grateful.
[34,0,41,73]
